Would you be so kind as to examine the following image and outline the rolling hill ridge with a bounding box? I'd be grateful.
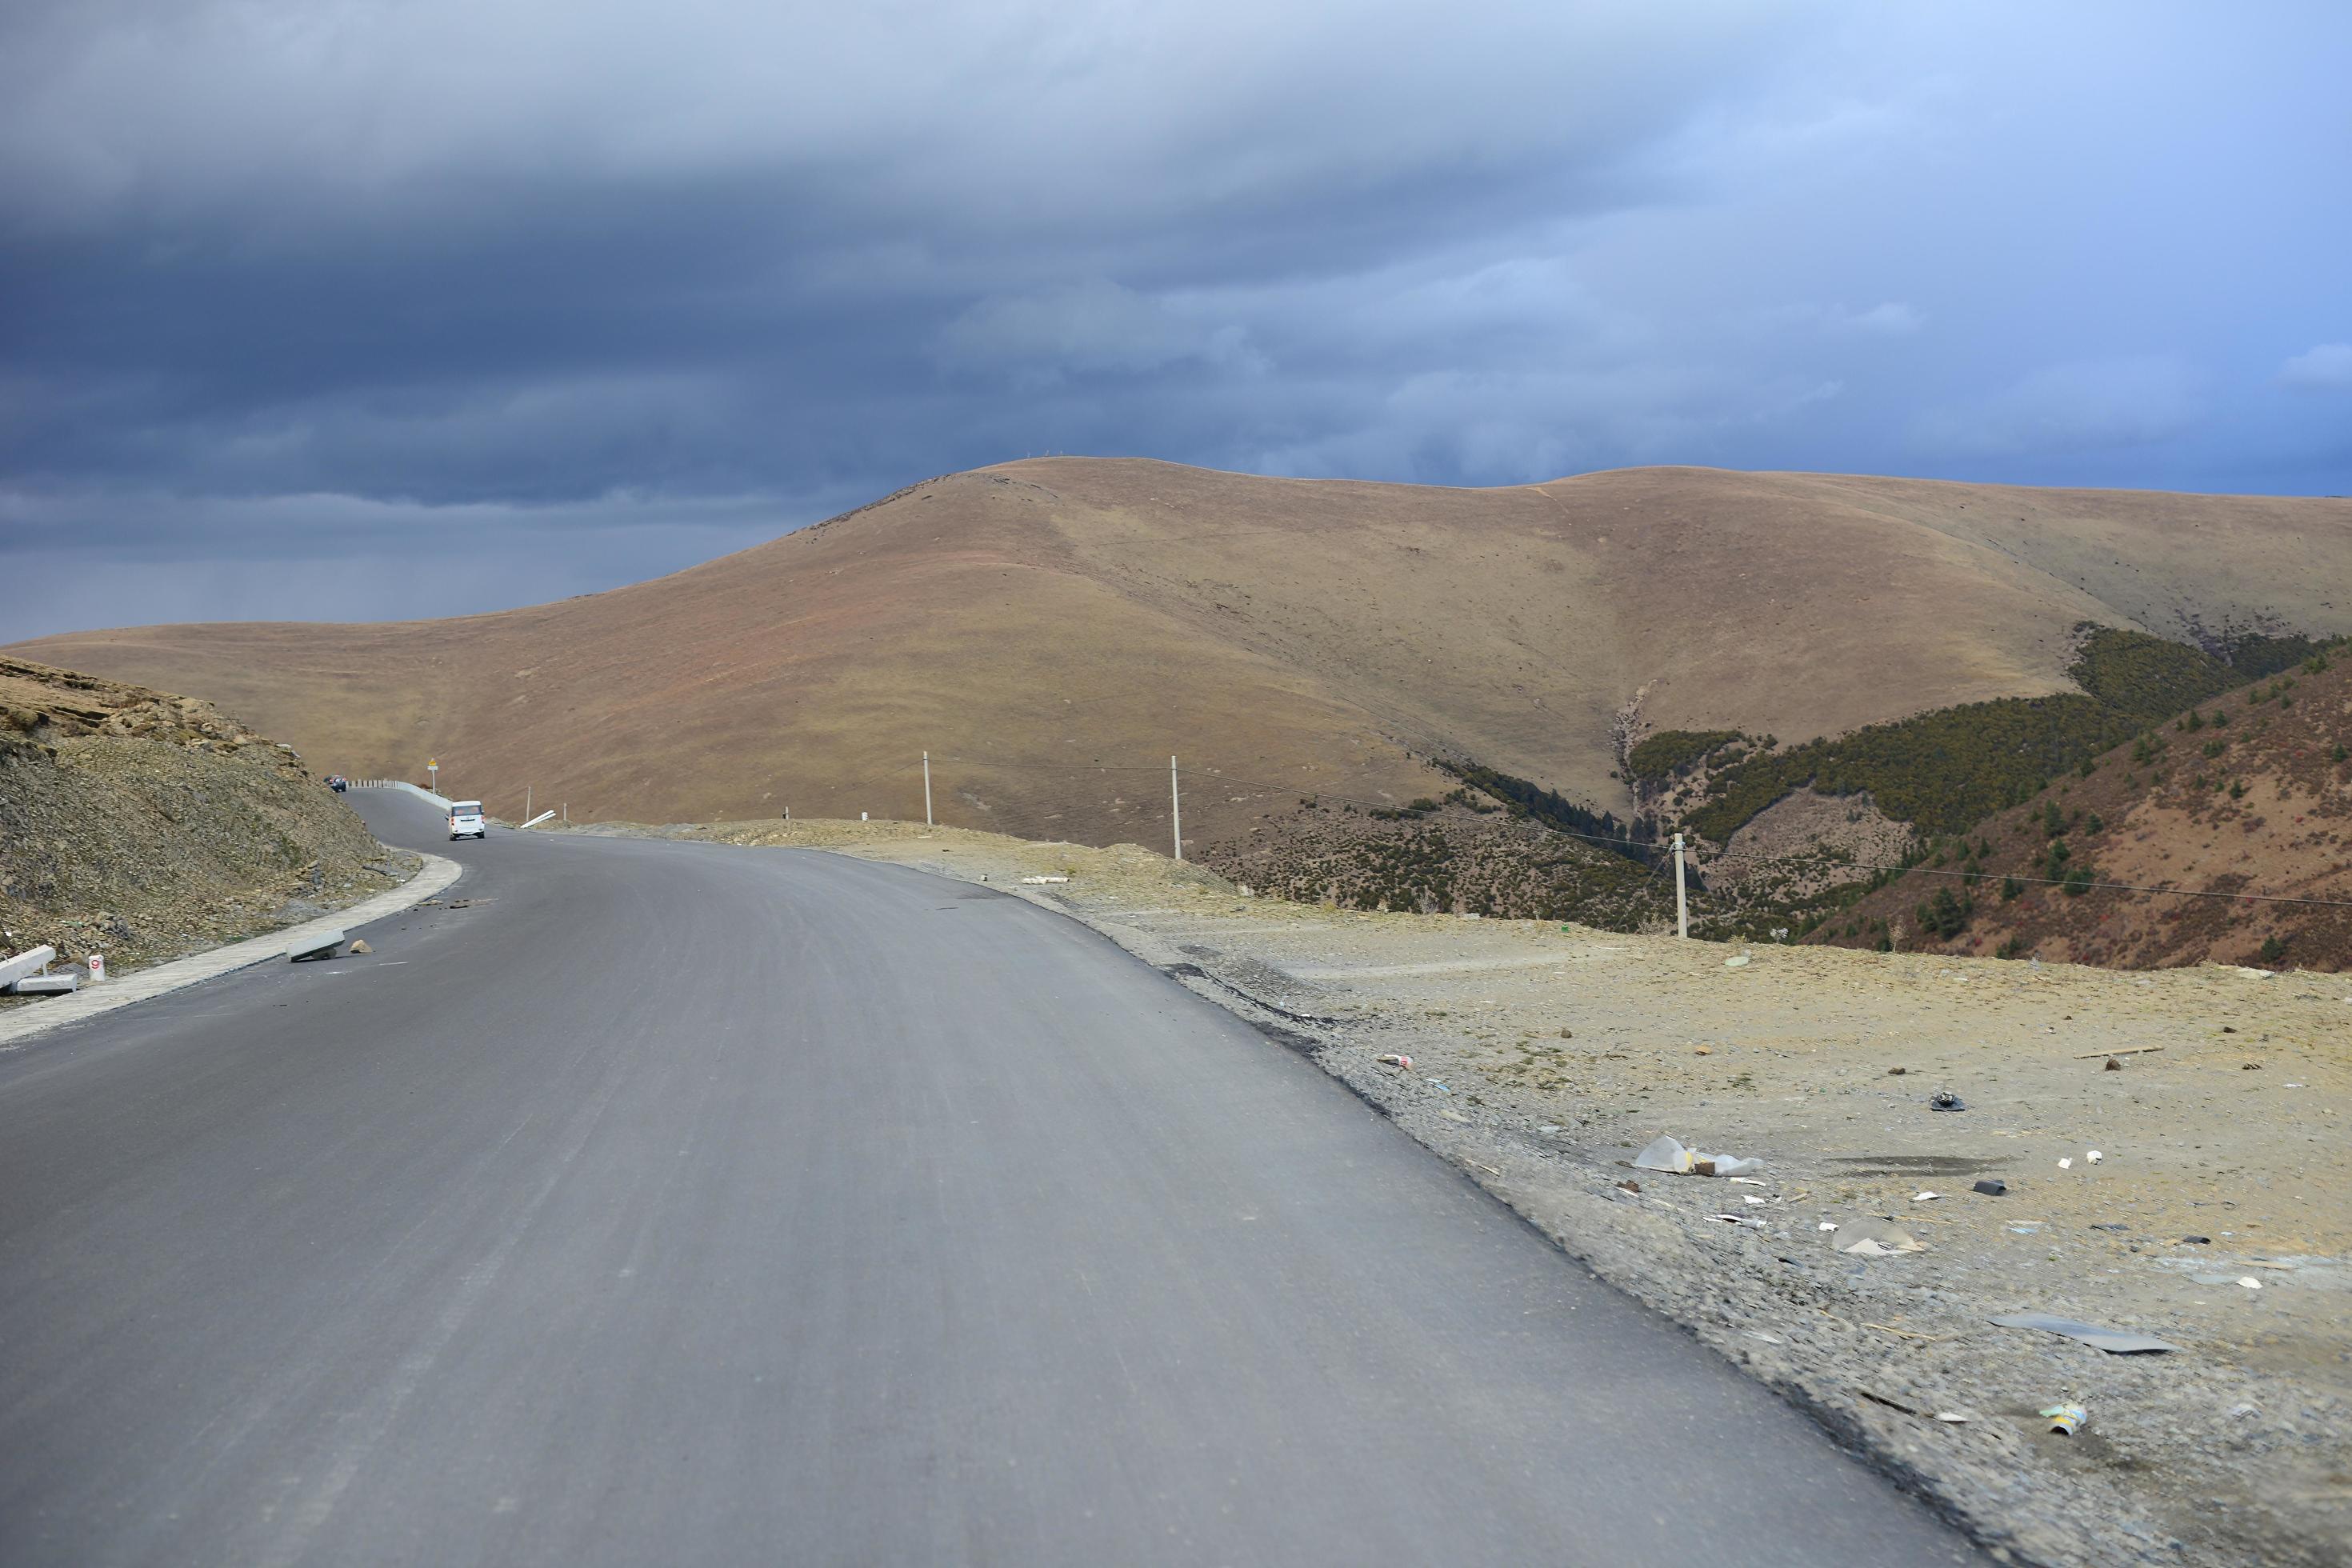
[13,459,2350,860]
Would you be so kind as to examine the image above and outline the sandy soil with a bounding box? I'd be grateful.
[580,816,2350,1568]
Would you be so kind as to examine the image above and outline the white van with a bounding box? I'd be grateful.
[448,801,487,840]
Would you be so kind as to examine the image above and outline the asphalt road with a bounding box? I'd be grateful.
[0,791,1980,1566]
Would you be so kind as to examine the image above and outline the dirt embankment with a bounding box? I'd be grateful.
[0,657,402,986]
[586,814,2351,1568]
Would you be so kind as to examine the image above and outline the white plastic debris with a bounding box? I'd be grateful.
[1912,1191,1942,1202]
[1630,1135,1762,1177]
[2086,1150,2104,1164]
[1724,954,1751,969]
[2238,1277,2262,1290]
[2058,1157,2074,1170]
[1818,1222,1840,1232]
[1934,1412,1974,1424]
[1832,1219,1927,1255]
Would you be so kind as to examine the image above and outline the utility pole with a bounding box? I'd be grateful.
[1673,832,1689,939]
[1170,755,1184,862]
[922,752,934,827]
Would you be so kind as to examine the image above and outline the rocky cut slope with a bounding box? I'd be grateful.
[0,657,394,981]
[1804,640,2352,970]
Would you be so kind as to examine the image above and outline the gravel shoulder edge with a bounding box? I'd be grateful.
[0,853,463,1050]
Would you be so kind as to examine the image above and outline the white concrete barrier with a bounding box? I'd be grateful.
[0,946,57,990]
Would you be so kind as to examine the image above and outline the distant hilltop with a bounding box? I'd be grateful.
[12,459,2350,875]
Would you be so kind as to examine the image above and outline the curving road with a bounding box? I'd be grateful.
[0,790,1978,1565]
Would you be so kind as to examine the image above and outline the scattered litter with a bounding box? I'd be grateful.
[1935,1411,1973,1425]
[1616,1179,1642,1194]
[1930,1092,1966,1112]
[2090,1223,2129,1232]
[2181,1235,2212,1245]
[1887,1066,1908,1076]
[1726,1176,1770,1187]
[1537,1123,1562,1134]
[2086,1150,2104,1164]
[1630,1135,1762,1177]
[2009,1224,2042,1234]
[2283,1082,2306,1088]
[2238,1277,2263,1290]
[2077,1045,2163,1060]
[1834,1219,1927,1256]
[1818,1222,1839,1231]
[2230,1403,2258,1418]
[1744,1331,1786,1346]
[1467,1159,1501,1176]
[1724,954,1751,969]
[1428,1081,1451,1093]
[1742,1194,1768,1205]
[2041,1402,2088,1436]
[1912,1191,1942,1202]
[2242,1061,2261,1070]
[1973,1179,2007,1196]
[2058,1158,2074,1170]
[1858,1389,1927,1417]
[1989,1314,2183,1354]
[1374,1054,1414,1071]
[1019,875,1070,885]
[1710,1214,1762,1227]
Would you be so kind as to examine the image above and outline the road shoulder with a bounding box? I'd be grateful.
[0,853,463,1050]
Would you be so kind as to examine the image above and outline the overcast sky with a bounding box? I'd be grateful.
[3,0,2347,638]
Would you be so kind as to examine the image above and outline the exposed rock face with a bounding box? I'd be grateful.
[0,657,391,980]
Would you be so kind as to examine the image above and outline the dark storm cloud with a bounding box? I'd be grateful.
[2,0,2350,636]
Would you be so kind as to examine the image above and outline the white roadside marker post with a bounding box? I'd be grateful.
[923,752,934,827]
[1673,832,1689,939]
[1170,756,1184,862]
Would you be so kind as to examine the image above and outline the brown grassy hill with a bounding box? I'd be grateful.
[0,656,391,979]
[11,461,2350,854]
[1804,645,2352,970]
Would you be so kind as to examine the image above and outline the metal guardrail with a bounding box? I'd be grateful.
[349,779,454,810]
